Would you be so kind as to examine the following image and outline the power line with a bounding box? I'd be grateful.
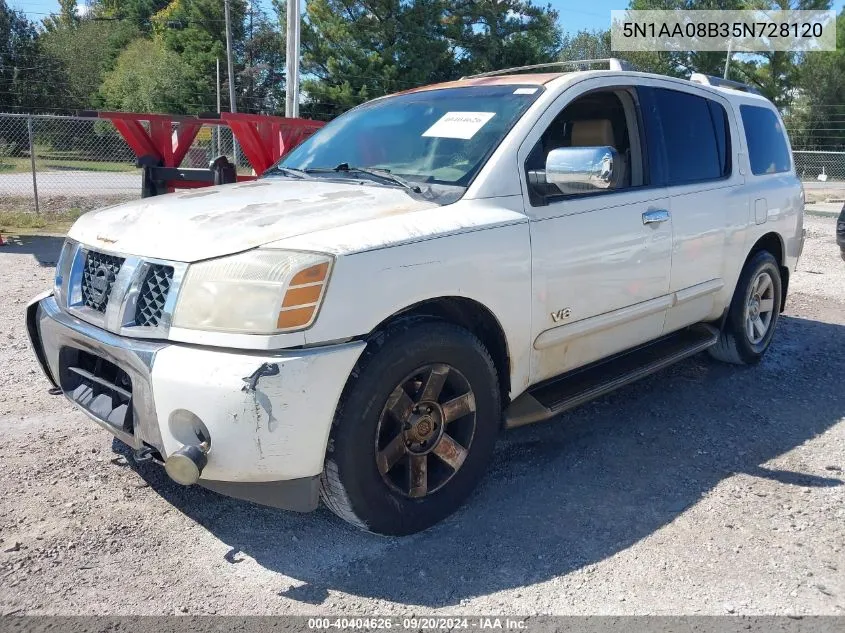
[0,97,342,118]
[19,11,236,25]
[0,70,428,90]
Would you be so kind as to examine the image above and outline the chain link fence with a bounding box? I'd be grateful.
[0,112,247,215]
[0,113,136,214]
[793,150,845,182]
[2,112,845,216]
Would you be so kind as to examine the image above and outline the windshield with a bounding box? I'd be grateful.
[275,85,543,188]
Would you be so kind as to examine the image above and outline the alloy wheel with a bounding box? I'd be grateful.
[374,363,477,498]
[745,270,776,344]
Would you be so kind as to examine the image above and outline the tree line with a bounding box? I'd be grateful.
[0,0,843,149]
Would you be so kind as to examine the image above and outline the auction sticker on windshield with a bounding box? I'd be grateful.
[422,112,496,140]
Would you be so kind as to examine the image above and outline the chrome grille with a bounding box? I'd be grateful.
[135,264,174,327]
[59,240,187,339]
[81,251,125,313]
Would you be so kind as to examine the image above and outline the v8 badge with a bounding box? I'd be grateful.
[551,308,571,323]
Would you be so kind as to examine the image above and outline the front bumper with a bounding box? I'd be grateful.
[26,293,366,512]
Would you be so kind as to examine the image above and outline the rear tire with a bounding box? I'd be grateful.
[709,250,782,365]
[320,320,501,535]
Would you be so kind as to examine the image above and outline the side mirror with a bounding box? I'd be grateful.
[545,146,620,195]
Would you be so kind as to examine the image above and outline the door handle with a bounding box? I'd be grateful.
[642,209,670,225]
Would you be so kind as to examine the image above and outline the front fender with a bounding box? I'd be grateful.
[310,221,533,397]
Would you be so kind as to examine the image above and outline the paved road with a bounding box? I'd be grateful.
[803,181,845,188]
[802,181,845,193]
[0,170,140,198]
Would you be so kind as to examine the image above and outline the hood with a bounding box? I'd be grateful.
[68,178,439,262]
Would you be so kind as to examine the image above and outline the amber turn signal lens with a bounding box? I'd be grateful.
[290,262,329,286]
[276,259,332,330]
[277,306,316,329]
[282,284,322,307]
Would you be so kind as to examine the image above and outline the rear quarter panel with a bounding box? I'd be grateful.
[728,97,804,292]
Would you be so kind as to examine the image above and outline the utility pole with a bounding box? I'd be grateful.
[224,0,237,113]
[723,40,732,79]
[223,0,239,166]
[216,57,222,156]
[285,0,301,118]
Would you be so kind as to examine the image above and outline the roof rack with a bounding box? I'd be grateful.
[462,58,635,80]
[689,73,760,94]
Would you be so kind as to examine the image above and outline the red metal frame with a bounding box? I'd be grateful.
[221,113,324,176]
[96,111,325,193]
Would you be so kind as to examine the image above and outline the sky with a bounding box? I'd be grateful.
[9,0,845,34]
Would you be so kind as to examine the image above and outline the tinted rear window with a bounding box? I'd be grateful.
[653,88,726,185]
[740,105,791,175]
[708,100,731,177]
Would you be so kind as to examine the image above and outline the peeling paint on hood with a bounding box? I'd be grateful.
[67,179,439,262]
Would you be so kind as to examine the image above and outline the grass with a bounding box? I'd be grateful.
[0,157,136,174]
[0,209,84,235]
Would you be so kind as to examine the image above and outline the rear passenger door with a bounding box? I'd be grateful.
[640,86,747,333]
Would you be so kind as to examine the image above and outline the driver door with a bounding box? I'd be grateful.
[519,81,673,383]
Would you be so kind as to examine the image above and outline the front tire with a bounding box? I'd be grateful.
[709,250,782,365]
[320,320,501,535]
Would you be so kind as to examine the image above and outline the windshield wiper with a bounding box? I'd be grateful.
[271,166,315,180]
[327,163,423,194]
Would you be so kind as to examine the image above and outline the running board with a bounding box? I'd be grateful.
[504,325,719,428]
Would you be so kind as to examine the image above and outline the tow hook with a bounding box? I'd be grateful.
[164,442,210,486]
[132,446,156,463]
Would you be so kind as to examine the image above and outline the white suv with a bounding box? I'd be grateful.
[27,60,804,535]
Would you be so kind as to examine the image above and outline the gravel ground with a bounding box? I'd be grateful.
[0,217,843,616]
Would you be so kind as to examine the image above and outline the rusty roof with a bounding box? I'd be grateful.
[398,73,564,94]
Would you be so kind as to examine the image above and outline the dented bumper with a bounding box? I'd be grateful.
[26,293,366,511]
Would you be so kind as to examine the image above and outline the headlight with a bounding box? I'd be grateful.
[172,249,333,334]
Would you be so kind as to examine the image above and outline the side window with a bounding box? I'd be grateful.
[524,88,646,204]
[740,105,791,175]
[653,88,728,185]
[708,100,731,177]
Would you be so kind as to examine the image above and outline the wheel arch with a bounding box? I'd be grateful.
[747,231,789,312]
[367,296,512,406]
